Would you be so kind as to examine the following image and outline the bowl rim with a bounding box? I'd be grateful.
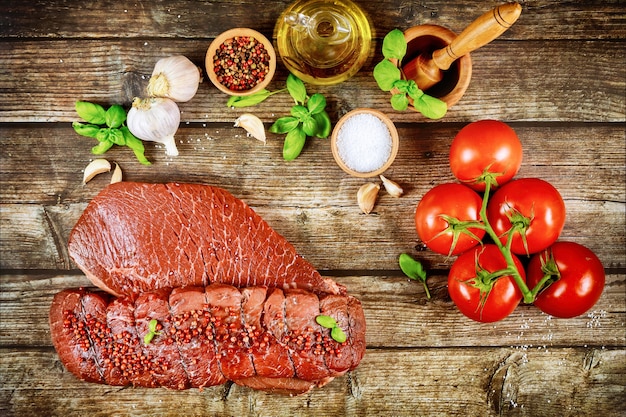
[205,28,277,96]
[331,108,400,178]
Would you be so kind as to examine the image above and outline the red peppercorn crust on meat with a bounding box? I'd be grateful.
[49,284,366,395]
[53,182,365,394]
[68,182,345,298]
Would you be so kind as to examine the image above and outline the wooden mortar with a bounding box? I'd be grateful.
[390,24,472,109]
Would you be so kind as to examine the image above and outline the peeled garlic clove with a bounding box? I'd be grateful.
[357,182,380,214]
[110,163,123,184]
[128,97,180,157]
[234,113,266,143]
[380,175,404,197]
[83,158,111,184]
[147,55,201,103]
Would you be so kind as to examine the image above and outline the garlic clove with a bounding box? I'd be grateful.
[110,163,123,184]
[83,158,111,184]
[234,113,266,143]
[380,175,404,197]
[357,182,380,214]
[147,55,201,102]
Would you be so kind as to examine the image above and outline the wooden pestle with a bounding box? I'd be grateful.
[404,2,522,91]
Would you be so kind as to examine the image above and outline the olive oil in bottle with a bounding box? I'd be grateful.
[274,0,371,85]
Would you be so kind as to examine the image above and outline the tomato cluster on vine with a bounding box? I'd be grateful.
[414,120,605,323]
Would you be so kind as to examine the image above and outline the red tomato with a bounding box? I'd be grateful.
[487,178,566,255]
[449,120,523,191]
[527,242,605,318]
[414,183,486,256]
[448,244,526,322]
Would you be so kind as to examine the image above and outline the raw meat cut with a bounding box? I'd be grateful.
[49,284,366,395]
[68,182,344,298]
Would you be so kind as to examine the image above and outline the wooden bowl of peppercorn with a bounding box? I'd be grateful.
[206,28,277,96]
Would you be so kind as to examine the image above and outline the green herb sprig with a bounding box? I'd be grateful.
[316,315,347,343]
[373,29,447,119]
[399,253,431,299]
[143,319,161,345]
[72,101,150,165]
[225,74,331,161]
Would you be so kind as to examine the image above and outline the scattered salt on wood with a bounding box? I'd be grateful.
[336,113,392,173]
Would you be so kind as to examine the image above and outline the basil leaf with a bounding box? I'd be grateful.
[270,116,300,134]
[390,93,409,111]
[312,111,331,138]
[373,60,401,91]
[75,101,106,125]
[107,128,126,146]
[316,315,337,329]
[148,319,158,333]
[331,326,347,343]
[406,80,424,100]
[302,116,318,137]
[91,141,114,155]
[72,121,100,138]
[290,105,310,120]
[121,127,151,165]
[286,74,307,104]
[283,127,306,161]
[392,79,410,93]
[382,29,407,60]
[399,253,431,299]
[399,253,427,281]
[415,95,447,120]
[144,332,155,346]
[105,105,126,128]
[95,128,111,143]
[227,89,272,107]
[307,93,326,115]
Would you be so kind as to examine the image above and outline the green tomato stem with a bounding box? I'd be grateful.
[529,272,553,299]
[479,177,535,304]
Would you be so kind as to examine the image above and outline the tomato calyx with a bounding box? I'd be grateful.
[432,214,485,257]
[462,166,503,190]
[501,201,534,255]
[528,249,561,298]
[459,251,517,320]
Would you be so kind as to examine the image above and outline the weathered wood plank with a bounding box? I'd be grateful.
[1,123,624,270]
[1,273,624,349]
[0,346,624,417]
[1,40,624,122]
[1,124,624,203]
[1,199,623,271]
[2,0,624,40]
[5,199,626,272]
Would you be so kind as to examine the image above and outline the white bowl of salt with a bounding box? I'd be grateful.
[331,108,399,178]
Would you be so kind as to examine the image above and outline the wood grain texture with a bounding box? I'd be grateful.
[1,0,625,416]
[0,347,624,417]
[1,40,625,122]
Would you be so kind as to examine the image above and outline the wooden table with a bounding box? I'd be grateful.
[1,1,624,416]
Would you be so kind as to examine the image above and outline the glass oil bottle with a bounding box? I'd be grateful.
[274,0,372,85]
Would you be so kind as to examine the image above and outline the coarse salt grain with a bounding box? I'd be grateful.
[336,113,392,173]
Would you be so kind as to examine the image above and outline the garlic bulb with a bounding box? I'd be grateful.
[128,97,181,157]
[147,55,201,102]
